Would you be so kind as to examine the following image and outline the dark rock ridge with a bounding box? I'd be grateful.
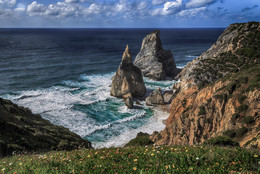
[110,45,146,103]
[0,98,92,158]
[134,30,178,80]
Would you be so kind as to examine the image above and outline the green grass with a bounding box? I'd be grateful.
[0,145,259,174]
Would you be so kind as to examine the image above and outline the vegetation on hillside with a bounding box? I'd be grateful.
[0,145,259,174]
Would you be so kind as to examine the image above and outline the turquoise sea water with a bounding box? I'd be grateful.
[0,28,224,147]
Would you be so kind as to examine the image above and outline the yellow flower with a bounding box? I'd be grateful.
[172,164,175,168]
[43,156,47,159]
[144,153,146,155]
[151,153,154,156]
[254,155,258,158]
[165,165,169,169]
[87,155,90,158]
[134,159,138,162]
[174,148,178,151]
[186,150,188,152]
[133,167,137,171]
[19,163,22,166]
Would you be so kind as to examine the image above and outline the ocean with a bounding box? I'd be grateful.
[0,28,224,148]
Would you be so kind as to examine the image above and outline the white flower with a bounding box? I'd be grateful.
[196,157,199,160]
[9,163,13,166]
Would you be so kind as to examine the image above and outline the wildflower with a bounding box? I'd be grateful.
[174,148,178,151]
[189,167,193,171]
[186,150,188,152]
[165,165,169,169]
[151,153,154,156]
[134,159,138,162]
[87,155,90,158]
[9,163,13,166]
[43,156,47,159]
[133,167,137,171]
[216,162,219,165]
[19,163,22,166]
[254,155,258,158]
[1,168,5,172]
[196,157,199,160]
[165,151,168,154]
[157,151,160,154]
[172,164,175,168]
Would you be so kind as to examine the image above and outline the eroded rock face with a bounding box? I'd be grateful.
[151,22,260,148]
[146,88,164,106]
[111,45,146,98]
[134,30,178,80]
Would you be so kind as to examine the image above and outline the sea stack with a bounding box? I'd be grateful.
[110,45,146,108]
[134,30,178,80]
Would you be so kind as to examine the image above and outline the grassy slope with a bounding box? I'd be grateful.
[0,145,259,174]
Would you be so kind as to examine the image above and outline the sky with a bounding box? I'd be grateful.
[0,0,259,28]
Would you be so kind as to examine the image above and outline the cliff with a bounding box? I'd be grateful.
[0,97,92,158]
[152,22,260,148]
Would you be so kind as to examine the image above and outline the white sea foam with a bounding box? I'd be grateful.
[93,109,169,148]
[3,72,171,148]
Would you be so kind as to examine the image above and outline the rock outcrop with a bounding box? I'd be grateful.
[110,45,146,103]
[151,22,260,148]
[134,30,178,80]
[145,88,164,106]
[125,96,134,109]
[0,98,92,158]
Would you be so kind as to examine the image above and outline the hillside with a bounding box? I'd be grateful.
[0,98,92,158]
[152,22,260,148]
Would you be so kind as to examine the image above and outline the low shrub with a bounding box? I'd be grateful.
[204,136,239,147]
[198,106,206,115]
[236,105,249,113]
[223,129,236,138]
[125,132,154,147]
[241,116,255,124]
[235,127,248,138]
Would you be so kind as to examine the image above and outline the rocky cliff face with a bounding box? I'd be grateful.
[0,98,92,158]
[134,30,178,80]
[111,45,146,99]
[152,22,260,148]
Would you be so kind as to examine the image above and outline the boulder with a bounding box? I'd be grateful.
[111,45,146,99]
[125,96,134,109]
[146,88,164,106]
[134,30,178,80]
[163,90,174,104]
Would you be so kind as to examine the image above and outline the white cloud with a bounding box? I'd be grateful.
[27,1,46,15]
[85,3,102,15]
[152,0,165,6]
[65,0,80,3]
[178,6,206,17]
[14,3,26,12]
[0,0,16,8]
[137,1,148,10]
[162,0,182,15]
[151,0,182,16]
[186,0,216,8]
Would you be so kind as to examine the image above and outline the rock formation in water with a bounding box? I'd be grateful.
[145,88,164,106]
[110,45,146,108]
[151,22,260,148]
[134,30,178,80]
[0,98,92,158]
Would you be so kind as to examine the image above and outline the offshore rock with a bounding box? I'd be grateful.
[134,30,178,80]
[111,45,146,99]
[145,88,164,106]
[125,96,134,109]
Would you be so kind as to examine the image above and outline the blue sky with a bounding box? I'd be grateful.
[0,0,259,28]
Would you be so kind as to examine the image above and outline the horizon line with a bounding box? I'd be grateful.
[0,27,226,29]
